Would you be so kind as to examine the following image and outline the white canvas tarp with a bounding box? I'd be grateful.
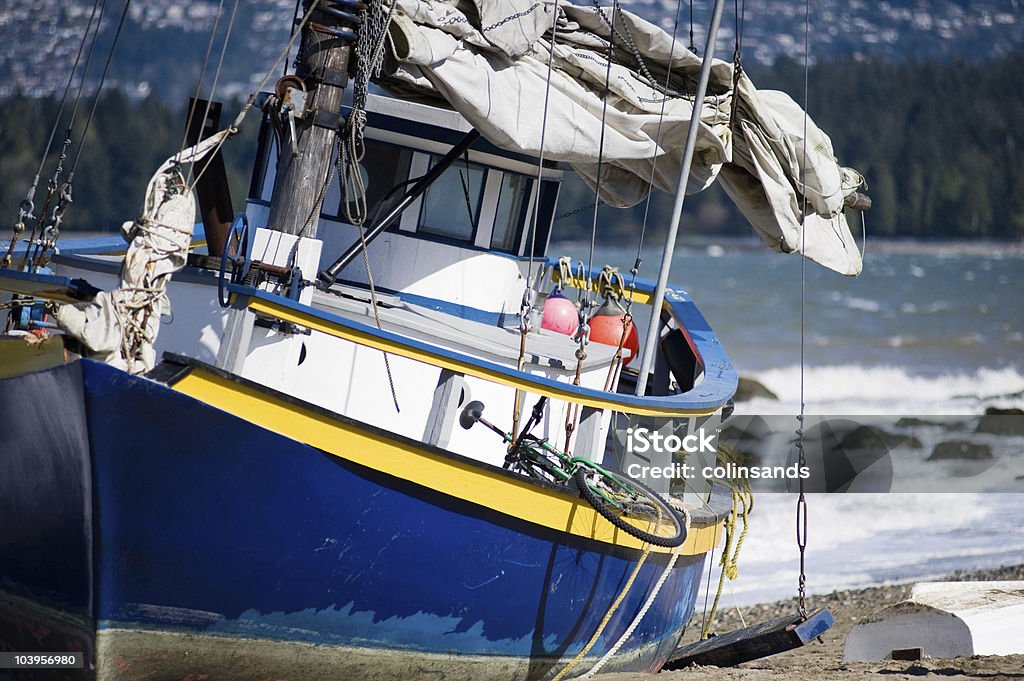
[382,0,865,274]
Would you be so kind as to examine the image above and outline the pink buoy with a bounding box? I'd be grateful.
[541,290,579,336]
[588,298,640,365]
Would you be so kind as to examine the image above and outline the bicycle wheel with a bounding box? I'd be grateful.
[573,465,686,547]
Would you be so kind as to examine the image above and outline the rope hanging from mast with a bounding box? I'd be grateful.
[188,0,327,194]
[629,0,687,310]
[179,0,227,165]
[728,0,746,137]
[512,0,562,446]
[187,0,240,188]
[561,0,625,453]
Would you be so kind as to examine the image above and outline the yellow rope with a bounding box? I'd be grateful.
[583,511,690,678]
[700,482,753,640]
[551,542,652,681]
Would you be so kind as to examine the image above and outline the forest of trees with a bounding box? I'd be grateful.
[0,54,1021,243]
[555,54,1024,243]
[0,91,258,235]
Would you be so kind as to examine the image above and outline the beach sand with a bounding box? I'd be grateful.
[596,564,1024,681]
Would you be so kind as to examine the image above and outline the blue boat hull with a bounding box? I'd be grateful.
[1,360,710,680]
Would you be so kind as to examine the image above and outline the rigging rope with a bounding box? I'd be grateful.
[583,515,690,677]
[728,0,746,136]
[796,0,811,619]
[188,0,246,189]
[28,0,132,269]
[559,0,621,452]
[189,0,326,193]
[191,0,240,187]
[525,0,561,297]
[629,0,685,303]
[586,0,619,307]
[511,0,564,443]
[3,0,104,270]
[700,481,753,639]
[291,0,401,411]
[179,0,226,162]
[336,128,402,413]
[550,542,654,681]
[18,0,108,270]
[338,0,401,412]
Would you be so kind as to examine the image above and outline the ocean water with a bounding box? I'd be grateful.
[568,240,1024,605]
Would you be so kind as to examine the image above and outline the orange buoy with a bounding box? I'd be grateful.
[588,298,639,365]
[541,290,579,336]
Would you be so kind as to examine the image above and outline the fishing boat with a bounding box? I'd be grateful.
[0,0,867,678]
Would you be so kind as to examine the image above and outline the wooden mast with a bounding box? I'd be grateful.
[267,3,354,237]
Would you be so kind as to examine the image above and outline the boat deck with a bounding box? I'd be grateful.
[312,283,624,372]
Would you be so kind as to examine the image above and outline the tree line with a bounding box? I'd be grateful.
[0,90,257,235]
[556,53,1024,243]
[0,54,1021,241]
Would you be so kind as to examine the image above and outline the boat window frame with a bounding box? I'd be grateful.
[416,152,489,245]
[320,140,414,224]
[490,171,536,255]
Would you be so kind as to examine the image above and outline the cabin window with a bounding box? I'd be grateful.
[418,156,486,242]
[491,173,531,252]
[324,140,412,222]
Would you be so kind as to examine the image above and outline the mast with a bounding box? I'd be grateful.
[634,0,726,396]
[266,2,354,237]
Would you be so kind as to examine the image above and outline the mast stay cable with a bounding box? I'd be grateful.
[3,0,104,270]
[30,0,134,268]
[795,0,812,619]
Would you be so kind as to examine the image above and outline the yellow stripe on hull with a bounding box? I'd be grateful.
[246,297,716,417]
[171,367,723,556]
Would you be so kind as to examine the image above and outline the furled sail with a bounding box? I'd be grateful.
[381,0,865,274]
[53,132,229,374]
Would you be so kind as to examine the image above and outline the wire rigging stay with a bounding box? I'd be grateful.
[40,0,134,261]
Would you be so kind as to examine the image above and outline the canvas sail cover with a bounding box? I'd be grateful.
[53,132,229,373]
[381,0,865,274]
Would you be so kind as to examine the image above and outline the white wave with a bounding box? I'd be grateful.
[702,493,1024,605]
[744,364,1024,415]
[740,494,991,560]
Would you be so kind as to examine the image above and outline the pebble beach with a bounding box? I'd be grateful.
[597,564,1024,681]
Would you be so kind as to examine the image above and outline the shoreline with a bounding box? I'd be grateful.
[552,237,1024,259]
[596,563,1024,680]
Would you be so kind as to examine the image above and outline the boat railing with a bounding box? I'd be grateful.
[227,271,737,418]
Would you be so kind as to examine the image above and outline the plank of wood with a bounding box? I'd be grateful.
[663,608,835,669]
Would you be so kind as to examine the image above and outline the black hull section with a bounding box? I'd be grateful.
[0,363,93,679]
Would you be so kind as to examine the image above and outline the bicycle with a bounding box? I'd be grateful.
[459,397,686,547]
